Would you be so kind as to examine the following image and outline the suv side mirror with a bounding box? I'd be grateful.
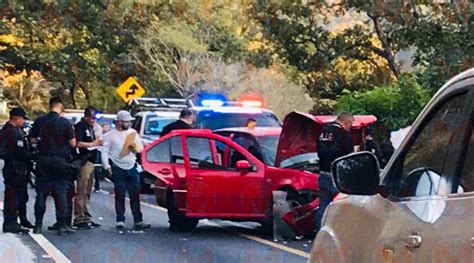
[236,160,252,171]
[332,152,380,195]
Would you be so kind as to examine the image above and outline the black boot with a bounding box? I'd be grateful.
[33,223,42,234]
[48,222,60,231]
[3,223,30,234]
[20,219,35,229]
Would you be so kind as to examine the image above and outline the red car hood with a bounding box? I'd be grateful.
[275,112,377,167]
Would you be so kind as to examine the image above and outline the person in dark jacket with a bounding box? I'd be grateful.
[315,112,354,232]
[364,128,381,159]
[30,97,77,235]
[0,108,35,233]
[160,108,194,137]
[73,106,103,229]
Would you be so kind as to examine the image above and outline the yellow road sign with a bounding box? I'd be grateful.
[116,77,145,102]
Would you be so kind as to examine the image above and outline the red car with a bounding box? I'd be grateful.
[141,128,319,232]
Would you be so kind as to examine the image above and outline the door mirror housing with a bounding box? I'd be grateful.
[235,160,252,171]
[332,152,380,195]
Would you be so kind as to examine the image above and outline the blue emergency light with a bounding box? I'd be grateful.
[197,94,227,107]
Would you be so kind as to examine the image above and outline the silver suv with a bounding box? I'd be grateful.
[310,68,474,262]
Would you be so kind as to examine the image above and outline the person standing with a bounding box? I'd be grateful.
[364,128,381,160]
[73,106,103,228]
[30,97,77,235]
[160,108,194,137]
[94,123,110,192]
[101,110,150,229]
[0,108,35,233]
[315,112,354,232]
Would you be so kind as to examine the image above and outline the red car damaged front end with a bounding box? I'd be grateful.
[264,166,319,236]
[274,112,377,235]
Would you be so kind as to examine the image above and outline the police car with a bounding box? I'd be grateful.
[127,97,193,145]
[191,94,281,130]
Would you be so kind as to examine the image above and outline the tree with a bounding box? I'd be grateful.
[336,71,431,137]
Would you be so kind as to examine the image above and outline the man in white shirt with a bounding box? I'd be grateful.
[101,110,150,229]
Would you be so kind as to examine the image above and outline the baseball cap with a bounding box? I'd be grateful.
[116,110,135,122]
[9,107,28,119]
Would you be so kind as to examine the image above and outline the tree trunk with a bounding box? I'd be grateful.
[370,14,400,78]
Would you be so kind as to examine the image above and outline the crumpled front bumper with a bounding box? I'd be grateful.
[281,198,319,236]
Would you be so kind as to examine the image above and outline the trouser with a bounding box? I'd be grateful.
[315,171,339,232]
[94,153,102,191]
[34,179,73,226]
[74,161,94,224]
[111,165,143,223]
[3,179,29,225]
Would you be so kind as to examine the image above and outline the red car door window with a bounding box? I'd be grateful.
[146,139,170,163]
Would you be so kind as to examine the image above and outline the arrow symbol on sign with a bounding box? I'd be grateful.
[125,84,138,98]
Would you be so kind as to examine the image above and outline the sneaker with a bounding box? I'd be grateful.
[134,221,151,229]
[73,222,91,229]
[90,221,101,227]
[116,221,125,229]
[57,225,75,236]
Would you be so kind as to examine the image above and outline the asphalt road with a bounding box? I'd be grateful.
[0,173,314,263]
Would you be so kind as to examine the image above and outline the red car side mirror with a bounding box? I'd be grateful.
[235,160,252,171]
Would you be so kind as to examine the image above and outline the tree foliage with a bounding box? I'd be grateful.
[336,71,431,136]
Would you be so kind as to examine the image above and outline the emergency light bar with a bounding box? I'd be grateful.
[196,94,265,108]
[126,97,194,114]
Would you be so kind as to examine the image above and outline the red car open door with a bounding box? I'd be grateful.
[185,134,266,218]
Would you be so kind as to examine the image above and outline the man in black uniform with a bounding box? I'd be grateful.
[30,97,77,235]
[315,112,354,232]
[0,108,35,233]
[161,108,194,137]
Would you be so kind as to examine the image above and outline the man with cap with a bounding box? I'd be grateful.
[101,110,150,229]
[0,107,35,233]
[30,97,77,235]
[160,108,194,137]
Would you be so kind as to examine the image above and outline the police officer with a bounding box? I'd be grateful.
[315,112,354,232]
[73,106,102,228]
[0,108,35,233]
[30,97,77,235]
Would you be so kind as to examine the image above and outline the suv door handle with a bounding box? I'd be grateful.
[192,176,203,181]
[405,235,422,249]
[158,169,171,175]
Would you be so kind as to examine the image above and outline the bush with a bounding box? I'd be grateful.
[336,72,431,138]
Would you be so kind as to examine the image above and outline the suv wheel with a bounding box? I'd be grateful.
[166,193,199,232]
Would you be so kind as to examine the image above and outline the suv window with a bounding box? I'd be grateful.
[388,94,468,198]
[147,139,170,163]
[144,116,176,136]
[459,115,474,192]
